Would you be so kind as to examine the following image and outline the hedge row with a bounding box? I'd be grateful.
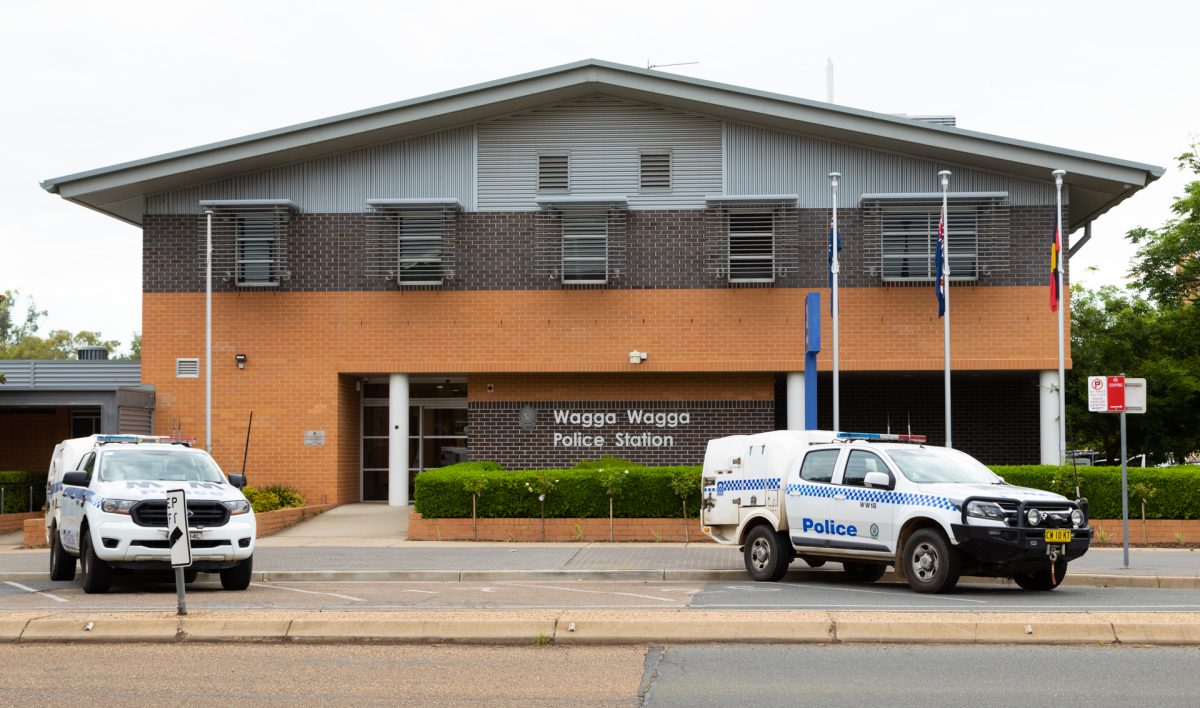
[0,471,49,514]
[414,459,702,519]
[992,464,1200,520]
[413,459,1200,520]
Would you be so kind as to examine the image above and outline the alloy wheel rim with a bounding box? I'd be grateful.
[751,538,771,570]
[912,541,938,581]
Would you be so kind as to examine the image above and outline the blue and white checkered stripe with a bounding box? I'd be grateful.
[704,477,781,497]
[785,483,958,512]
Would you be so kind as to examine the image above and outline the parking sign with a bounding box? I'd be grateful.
[166,489,192,568]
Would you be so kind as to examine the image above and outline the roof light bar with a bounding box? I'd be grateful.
[95,434,194,447]
[836,432,927,443]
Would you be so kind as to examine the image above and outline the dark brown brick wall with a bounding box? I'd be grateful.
[468,400,773,468]
[145,207,1066,293]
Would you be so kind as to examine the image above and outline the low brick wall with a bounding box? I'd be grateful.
[408,512,711,542]
[1089,518,1200,546]
[1,511,41,535]
[21,504,338,548]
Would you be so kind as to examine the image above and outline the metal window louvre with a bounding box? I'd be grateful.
[640,151,671,190]
[175,358,199,378]
[538,154,569,192]
[535,207,626,285]
[364,202,459,286]
[705,202,798,285]
[862,196,1009,283]
[196,202,292,287]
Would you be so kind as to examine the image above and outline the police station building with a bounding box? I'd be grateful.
[42,60,1161,506]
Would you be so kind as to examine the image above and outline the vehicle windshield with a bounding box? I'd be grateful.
[98,450,226,483]
[887,447,1002,485]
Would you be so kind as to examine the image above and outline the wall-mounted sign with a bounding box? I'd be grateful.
[304,430,326,446]
[541,408,692,449]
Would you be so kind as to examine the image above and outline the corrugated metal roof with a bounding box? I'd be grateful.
[0,360,142,391]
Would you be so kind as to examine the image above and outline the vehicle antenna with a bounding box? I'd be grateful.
[240,411,254,482]
[886,412,891,435]
[1067,417,1080,499]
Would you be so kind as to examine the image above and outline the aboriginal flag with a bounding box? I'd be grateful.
[1050,225,1061,311]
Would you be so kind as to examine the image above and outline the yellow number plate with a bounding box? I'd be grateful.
[1044,529,1072,543]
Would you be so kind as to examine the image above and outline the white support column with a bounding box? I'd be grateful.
[786,373,805,431]
[1039,370,1060,465]
[389,374,410,506]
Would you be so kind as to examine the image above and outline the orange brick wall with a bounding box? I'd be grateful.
[143,286,1067,502]
[0,409,69,473]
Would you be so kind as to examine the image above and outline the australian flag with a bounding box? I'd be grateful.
[934,204,946,318]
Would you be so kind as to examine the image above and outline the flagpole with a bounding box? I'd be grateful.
[205,208,213,454]
[829,172,841,432]
[1053,169,1067,464]
[939,170,952,448]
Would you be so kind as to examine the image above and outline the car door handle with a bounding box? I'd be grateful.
[833,493,846,501]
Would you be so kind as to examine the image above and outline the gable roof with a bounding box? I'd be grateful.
[42,58,1162,229]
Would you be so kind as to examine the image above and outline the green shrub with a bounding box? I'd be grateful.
[0,471,48,514]
[260,483,305,508]
[242,486,282,514]
[992,464,1200,520]
[414,461,702,519]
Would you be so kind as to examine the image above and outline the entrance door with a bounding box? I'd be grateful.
[360,379,468,502]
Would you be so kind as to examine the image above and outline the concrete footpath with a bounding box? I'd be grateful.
[2,505,1198,646]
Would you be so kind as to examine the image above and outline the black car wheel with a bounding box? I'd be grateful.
[1013,558,1068,591]
[79,530,112,594]
[842,561,887,583]
[49,526,76,581]
[902,528,961,594]
[744,525,790,582]
[220,555,253,591]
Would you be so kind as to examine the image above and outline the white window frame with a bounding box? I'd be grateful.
[727,209,775,283]
[561,211,609,284]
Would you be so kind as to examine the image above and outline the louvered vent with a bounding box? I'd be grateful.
[536,207,626,285]
[197,201,294,287]
[705,201,799,285]
[364,200,460,286]
[176,358,199,378]
[861,195,1009,283]
[538,154,569,192]
[640,151,671,189]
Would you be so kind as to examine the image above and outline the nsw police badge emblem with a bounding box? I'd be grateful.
[869,523,880,539]
[518,406,538,430]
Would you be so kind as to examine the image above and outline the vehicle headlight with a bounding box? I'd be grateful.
[223,500,251,515]
[1026,508,1043,526]
[1071,508,1086,528]
[966,501,1006,521]
[101,499,138,515]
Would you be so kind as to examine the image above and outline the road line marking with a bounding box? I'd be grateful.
[4,581,68,603]
[506,583,677,602]
[251,583,364,602]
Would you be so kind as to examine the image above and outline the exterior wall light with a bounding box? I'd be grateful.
[629,350,648,365]
[235,353,247,369]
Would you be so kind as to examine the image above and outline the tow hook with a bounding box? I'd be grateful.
[1049,548,1058,585]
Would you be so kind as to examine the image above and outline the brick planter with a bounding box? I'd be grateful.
[1,511,41,535]
[408,512,711,542]
[1089,518,1200,546]
[20,504,338,548]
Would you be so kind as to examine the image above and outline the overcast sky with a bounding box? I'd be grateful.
[2,0,1196,355]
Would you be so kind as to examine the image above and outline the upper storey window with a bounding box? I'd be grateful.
[704,195,800,286]
[538,153,569,192]
[198,200,295,287]
[365,199,461,287]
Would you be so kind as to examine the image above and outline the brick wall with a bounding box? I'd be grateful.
[144,206,1065,293]
[469,400,773,468]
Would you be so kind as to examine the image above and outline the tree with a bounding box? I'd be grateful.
[0,289,131,360]
[1126,145,1200,308]
[1067,285,1200,463]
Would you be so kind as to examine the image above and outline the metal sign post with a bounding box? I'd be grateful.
[1087,376,1146,569]
[166,489,192,616]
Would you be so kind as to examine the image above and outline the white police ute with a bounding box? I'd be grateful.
[700,430,1091,593]
[45,435,256,593]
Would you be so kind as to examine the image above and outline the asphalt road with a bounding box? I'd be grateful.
[2,643,1198,706]
[2,576,1197,613]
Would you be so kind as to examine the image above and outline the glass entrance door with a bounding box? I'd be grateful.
[361,379,468,502]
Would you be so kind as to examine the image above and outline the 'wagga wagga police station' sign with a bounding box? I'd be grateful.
[550,409,689,448]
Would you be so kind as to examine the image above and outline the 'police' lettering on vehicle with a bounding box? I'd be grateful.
[802,517,858,537]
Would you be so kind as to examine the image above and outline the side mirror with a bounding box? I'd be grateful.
[228,473,246,489]
[62,471,89,487]
[864,471,893,490]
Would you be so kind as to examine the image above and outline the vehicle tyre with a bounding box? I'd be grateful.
[1013,558,1067,591]
[902,528,961,594]
[183,568,200,584]
[49,526,76,581]
[743,525,790,582]
[79,530,112,594]
[842,561,887,583]
[800,556,826,568]
[220,555,253,591]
